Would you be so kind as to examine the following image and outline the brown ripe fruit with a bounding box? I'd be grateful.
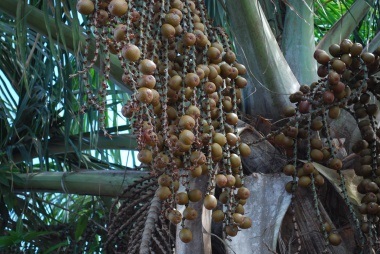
[213,133,227,146]
[158,174,172,187]
[310,149,324,161]
[239,143,251,157]
[212,210,225,222]
[328,71,340,85]
[183,207,198,220]
[328,106,341,119]
[283,106,296,117]
[165,13,181,26]
[235,76,248,88]
[239,217,252,229]
[298,176,311,188]
[340,39,353,54]
[191,166,203,178]
[185,73,200,88]
[340,54,352,67]
[179,130,195,145]
[285,181,297,193]
[139,59,156,75]
[232,213,244,225]
[108,0,128,16]
[311,118,323,131]
[169,75,182,91]
[323,90,335,104]
[361,52,375,65]
[179,115,195,130]
[122,44,141,62]
[317,65,329,77]
[194,22,205,32]
[188,189,203,202]
[219,191,229,204]
[328,233,342,246]
[190,151,206,166]
[220,63,232,78]
[211,143,223,161]
[76,0,95,15]
[226,113,239,125]
[310,138,323,149]
[175,192,189,205]
[156,186,171,200]
[237,187,250,199]
[179,228,193,243]
[226,133,238,146]
[137,149,153,164]
[224,51,236,64]
[97,9,109,25]
[113,24,127,42]
[136,87,153,104]
[183,32,196,47]
[303,162,315,174]
[204,195,217,210]
[298,100,310,114]
[216,174,228,188]
[161,23,176,39]
[283,164,295,176]
[329,44,341,57]
[226,175,236,187]
[315,50,330,65]
[331,59,346,74]
[234,63,247,75]
[366,202,379,215]
[137,75,156,89]
[225,224,239,237]
[230,153,241,169]
[207,47,221,60]
[350,42,363,56]
[168,209,182,224]
[332,81,346,94]
[314,174,325,186]
[204,82,216,94]
[329,158,342,170]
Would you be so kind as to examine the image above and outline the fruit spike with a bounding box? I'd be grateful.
[76,0,252,243]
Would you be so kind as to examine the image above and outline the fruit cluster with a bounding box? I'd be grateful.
[76,0,252,243]
[274,39,380,249]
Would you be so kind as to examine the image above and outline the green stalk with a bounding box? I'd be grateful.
[281,0,318,85]
[226,0,299,120]
[13,170,148,198]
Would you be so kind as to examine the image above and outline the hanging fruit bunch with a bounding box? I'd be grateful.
[76,0,252,243]
[269,38,380,251]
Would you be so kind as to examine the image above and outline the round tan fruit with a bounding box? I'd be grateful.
[156,186,171,200]
[175,192,189,205]
[216,174,227,188]
[183,206,198,220]
[137,149,152,164]
[179,228,193,243]
[239,143,251,157]
[108,0,128,17]
[188,189,202,202]
[76,0,95,15]
[328,233,342,246]
[237,187,250,199]
[212,210,225,222]
[204,195,217,210]
[225,224,239,237]
[122,44,141,62]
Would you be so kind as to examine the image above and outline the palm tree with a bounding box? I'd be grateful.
[0,0,379,253]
